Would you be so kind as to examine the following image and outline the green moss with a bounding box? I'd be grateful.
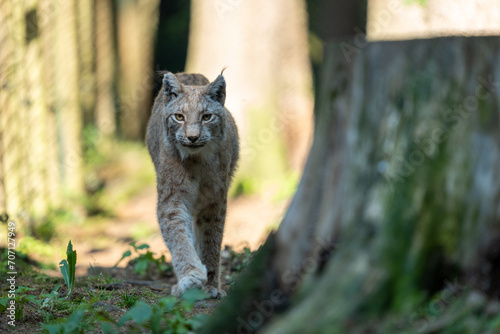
[373,84,473,313]
[202,236,279,334]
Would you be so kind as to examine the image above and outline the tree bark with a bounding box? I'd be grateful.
[0,0,63,216]
[52,0,84,195]
[76,0,95,126]
[94,0,117,136]
[0,0,89,217]
[203,36,500,333]
[116,0,160,141]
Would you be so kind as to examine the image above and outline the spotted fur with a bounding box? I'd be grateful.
[146,72,239,298]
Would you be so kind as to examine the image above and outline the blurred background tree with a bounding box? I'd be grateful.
[186,0,314,191]
[0,0,316,224]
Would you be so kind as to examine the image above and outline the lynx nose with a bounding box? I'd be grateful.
[188,135,199,143]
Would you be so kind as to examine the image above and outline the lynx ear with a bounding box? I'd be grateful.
[207,75,226,105]
[163,73,182,100]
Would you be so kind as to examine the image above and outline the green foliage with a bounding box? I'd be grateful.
[0,286,36,320]
[4,240,253,332]
[308,32,324,65]
[17,236,56,262]
[83,125,107,168]
[119,290,140,308]
[404,0,428,6]
[81,125,156,216]
[230,178,257,198]
[59,240,77,298]
[0,284,62,321]
[102,289,208,333]
[42,308,87,334]
[229,247,253,273]
[115,242,172,277]
[202,239,275,334]
[373,289,500,334]
[42,289,208,334]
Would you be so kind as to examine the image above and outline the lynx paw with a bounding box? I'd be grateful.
[172,270,207,297]
[204,286,227,299]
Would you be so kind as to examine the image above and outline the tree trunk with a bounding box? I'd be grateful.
[0,0,62,216]
[0,0,89,218]
[94,0,117,136]
[186,0,314,183]
[203,36,500,333]
[76,0,95,126]
[52,0,84,195]
[116,0,160,141]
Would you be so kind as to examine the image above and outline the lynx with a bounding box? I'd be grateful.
[146,71,239,298]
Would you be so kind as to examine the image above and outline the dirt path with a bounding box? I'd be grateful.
[70,186,289,276]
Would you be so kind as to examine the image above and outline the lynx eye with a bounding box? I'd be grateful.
[202,114,213,121]
[174,114,184,121]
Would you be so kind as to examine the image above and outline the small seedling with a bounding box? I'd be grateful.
[0,286,37,320]
[99,288,208,333]
[43,308,87,334]
[115,242,171,277]
[59,240,77,298]
[119,290,140,308]
[40,285,61,309]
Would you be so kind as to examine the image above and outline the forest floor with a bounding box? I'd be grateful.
[0,187,288,333]
[0,240,255,333]
[0,138,292,332]
[69,185,289,277]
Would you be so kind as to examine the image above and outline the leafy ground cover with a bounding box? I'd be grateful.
[0,240,254,333]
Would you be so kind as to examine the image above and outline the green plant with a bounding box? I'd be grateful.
[0,286,37,320]
[41,289,208,334]
[119,290,140,308]
[84,273,114,302]
[39,285,62,309]
[42,308,88,334]
[115,242,171,277]
[102,288,208,333]
[230,247,253,272]
[59,240,77,298]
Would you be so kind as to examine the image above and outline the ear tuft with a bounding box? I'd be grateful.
[207,75,226,105]
[163,73,182,100]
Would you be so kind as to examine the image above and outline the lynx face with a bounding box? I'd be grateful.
[162,73,227,160]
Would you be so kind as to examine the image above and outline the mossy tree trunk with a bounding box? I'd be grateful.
[203,35,500,334]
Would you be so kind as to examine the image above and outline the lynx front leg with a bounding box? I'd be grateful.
[195,202,227,299]
[158,203,207,297]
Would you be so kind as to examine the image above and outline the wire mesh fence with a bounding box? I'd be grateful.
[0,0,160,222]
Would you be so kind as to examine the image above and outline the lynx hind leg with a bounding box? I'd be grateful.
[195,208,227,299]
